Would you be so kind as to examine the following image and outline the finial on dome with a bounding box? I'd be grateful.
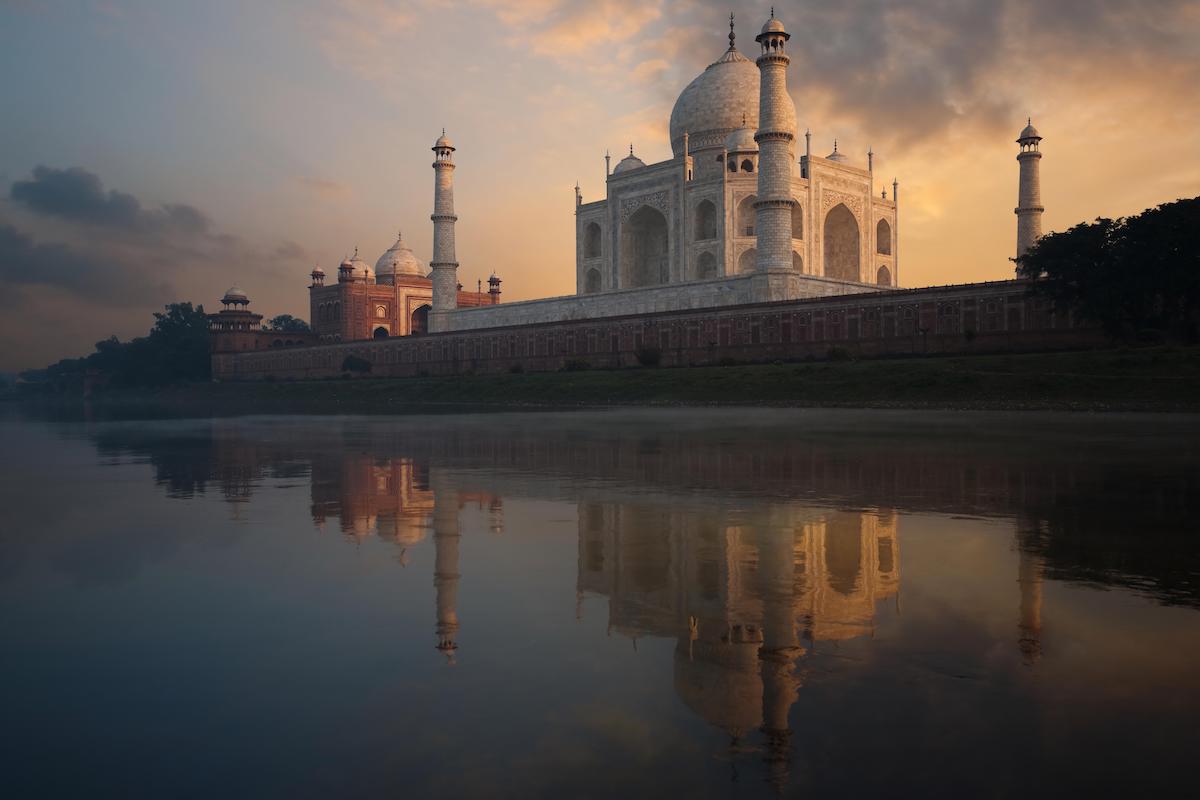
[729,12,735,48]
[629,143,634,156]
[833,140,838,153]
[771,6,775,17]
[353,246,358,258]
[742,112,747,127]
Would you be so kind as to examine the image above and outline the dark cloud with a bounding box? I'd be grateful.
[10,165,213,236]
[0,219,168,304]
[664,0,1200,150]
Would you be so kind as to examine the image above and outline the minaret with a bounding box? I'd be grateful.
[757,523,802,792]
[432,479,461,663]
[429,130,458,333]
[752,10,797,300]
[1015,119,1044,259]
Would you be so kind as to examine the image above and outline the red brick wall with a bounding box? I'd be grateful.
[215,280,1103,381]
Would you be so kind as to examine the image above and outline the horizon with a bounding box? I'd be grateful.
[2,0,1198,372]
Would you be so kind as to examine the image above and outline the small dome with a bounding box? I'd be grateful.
[613,151,647,175]
[349,252,372,281]
[724,126,757,152]
[375,232,426,279]
[222,286,248,304]
[310,265,325,276]
[826,141,848,162]
[339,256,354,270]
[761,17,787,35]
[1018,119,1041,141]
[434,131,454,150]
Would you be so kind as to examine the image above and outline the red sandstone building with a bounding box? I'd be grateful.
[208,287,317,354]
[308,234,499,342]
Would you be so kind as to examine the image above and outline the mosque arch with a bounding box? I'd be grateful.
[375,305,387,318]
[584,268,602,294]
[792,203,803,239]
[694,200,717,241]
[411,304,430,336]
[584,222,602,258]
[740,159,754,173]
[876,218,892,255]
[620,205,669,289]
[373,327,389,339]
[696,251,717,279]
[736,195,757,237]
[737,248,756,274]
[333,301,342,320]
[877,265,892,286]
[823,203,861,282]
[793,251,803,272]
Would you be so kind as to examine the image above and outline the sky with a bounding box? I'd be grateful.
[1,0,1198,372]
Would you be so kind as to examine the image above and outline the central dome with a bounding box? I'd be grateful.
[668,40,797,159]
[669,47,759,158]
[375,231,426,282]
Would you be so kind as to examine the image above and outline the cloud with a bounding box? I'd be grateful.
[10,165,214,236]
[0,219,169,304]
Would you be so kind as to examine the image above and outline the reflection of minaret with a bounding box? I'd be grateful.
[757,524,803,792]
[1017,546,1043,665]
[433,479,461,663]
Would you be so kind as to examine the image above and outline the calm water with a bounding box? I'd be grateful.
[2,408,1199,798]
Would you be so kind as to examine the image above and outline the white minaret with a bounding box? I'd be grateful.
[753,11,797,300]
[429,130,458,333]
[1015,119,1044,259]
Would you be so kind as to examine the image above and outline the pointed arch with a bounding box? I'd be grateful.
[584,267,602,294]
[694,200,717,241]
[823,203,861,282]
[877,265,891,286]
[793,251,803,272]
[620,205,669,289]
[736,195,757,237]
[792,203,803,239]
[737,248,757,274]
[584,222,602,258]
[876,218,892,255]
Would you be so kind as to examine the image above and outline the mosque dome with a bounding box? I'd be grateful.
[375,231,426,280]
[613,150,647,174]
[826,141,848,162]
[434,131,454,150]
[724,125,757,152]
[222,286,248,305]
[668,26,796,159]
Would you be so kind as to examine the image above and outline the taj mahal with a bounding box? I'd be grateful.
[211,9,1061,374]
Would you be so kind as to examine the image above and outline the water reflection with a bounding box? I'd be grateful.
[63,410,1200,794]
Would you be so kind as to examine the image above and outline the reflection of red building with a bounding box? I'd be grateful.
[308,236,499,343]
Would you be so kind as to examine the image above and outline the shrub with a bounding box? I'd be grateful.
[508,363,525,374]
[826,346,853,362]
[563,359,590,372]
[718,356,739,367]
[634,346,662,367]
[341,355,372,374]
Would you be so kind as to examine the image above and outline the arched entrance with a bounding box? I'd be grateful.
[410,304,431,336]
[584,268,602,294]
[373,326,389,339]
[694,200,717,241]
[876,218,892,254]
[823,203,861,282]
[877,265,892,286]
[737,248,756,274]
[620,205,669,288]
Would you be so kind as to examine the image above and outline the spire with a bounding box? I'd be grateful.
[728,12,736,49]
[629,143,634,156]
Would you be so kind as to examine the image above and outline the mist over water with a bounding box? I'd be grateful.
[1,409,1198,797]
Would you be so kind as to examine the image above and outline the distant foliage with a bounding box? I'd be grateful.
[1015,197,1200,342]
[264,314,310,333]
[22,302,211,389]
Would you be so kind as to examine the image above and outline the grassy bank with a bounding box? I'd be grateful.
[14,346,1200,416]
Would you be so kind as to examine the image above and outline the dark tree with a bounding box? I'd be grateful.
[1016,197,1200,342]
[264,314,310,333]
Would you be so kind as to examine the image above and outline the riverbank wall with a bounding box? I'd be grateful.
[213,279,1105,381]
